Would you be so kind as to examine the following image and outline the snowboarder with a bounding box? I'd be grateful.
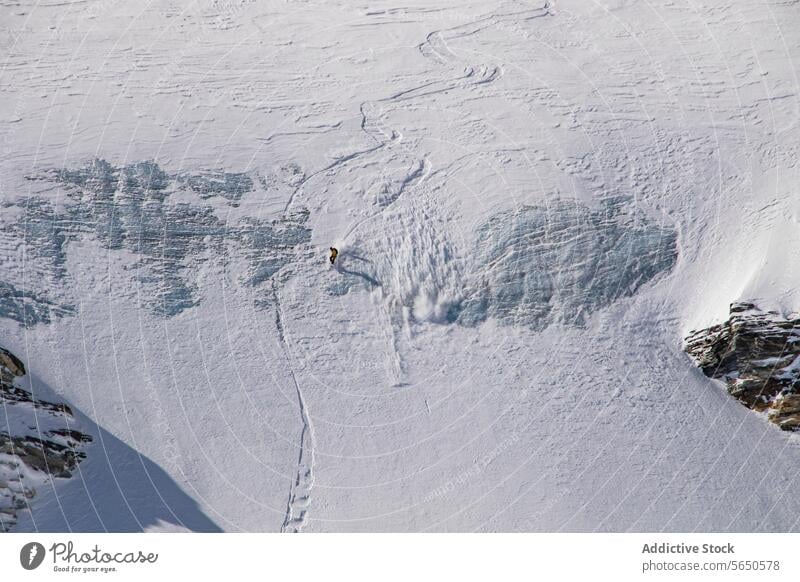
[329,247,338,265]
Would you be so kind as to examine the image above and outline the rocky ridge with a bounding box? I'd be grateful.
[685,302,800,431]
[0,345,92,531]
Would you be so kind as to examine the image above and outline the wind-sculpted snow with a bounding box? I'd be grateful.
[56,158,252,205]
[240,210,312,287]
[332,197,674,332]
[2,0,798,534]
[457,199,677,330]
[0,160,310,322]
[0,281,76,327]
[177,171,254,205]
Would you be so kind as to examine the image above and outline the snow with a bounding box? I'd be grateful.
[1,0,799,531]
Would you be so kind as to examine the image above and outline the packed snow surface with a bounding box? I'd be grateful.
[1,0,799,531]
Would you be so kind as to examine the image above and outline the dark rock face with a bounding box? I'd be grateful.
[0,344,92,532]
[0,347,25,377]
[685,302,800,431]
[0,433,91,479]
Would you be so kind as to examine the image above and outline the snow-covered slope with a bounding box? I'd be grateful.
[1,345,91,532]
[1,0,799,531]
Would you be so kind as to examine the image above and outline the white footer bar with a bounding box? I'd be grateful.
[2,533,797,581]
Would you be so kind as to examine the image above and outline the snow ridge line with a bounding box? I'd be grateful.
[273,281,315,533]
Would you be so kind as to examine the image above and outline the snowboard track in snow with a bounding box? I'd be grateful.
[273,281,316,533]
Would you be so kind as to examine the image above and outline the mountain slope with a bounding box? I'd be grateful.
[1,0,799,531]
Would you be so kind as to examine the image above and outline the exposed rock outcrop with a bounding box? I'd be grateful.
[0,345,92,531]
[0,347,25,377]
[685,302,800,431]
